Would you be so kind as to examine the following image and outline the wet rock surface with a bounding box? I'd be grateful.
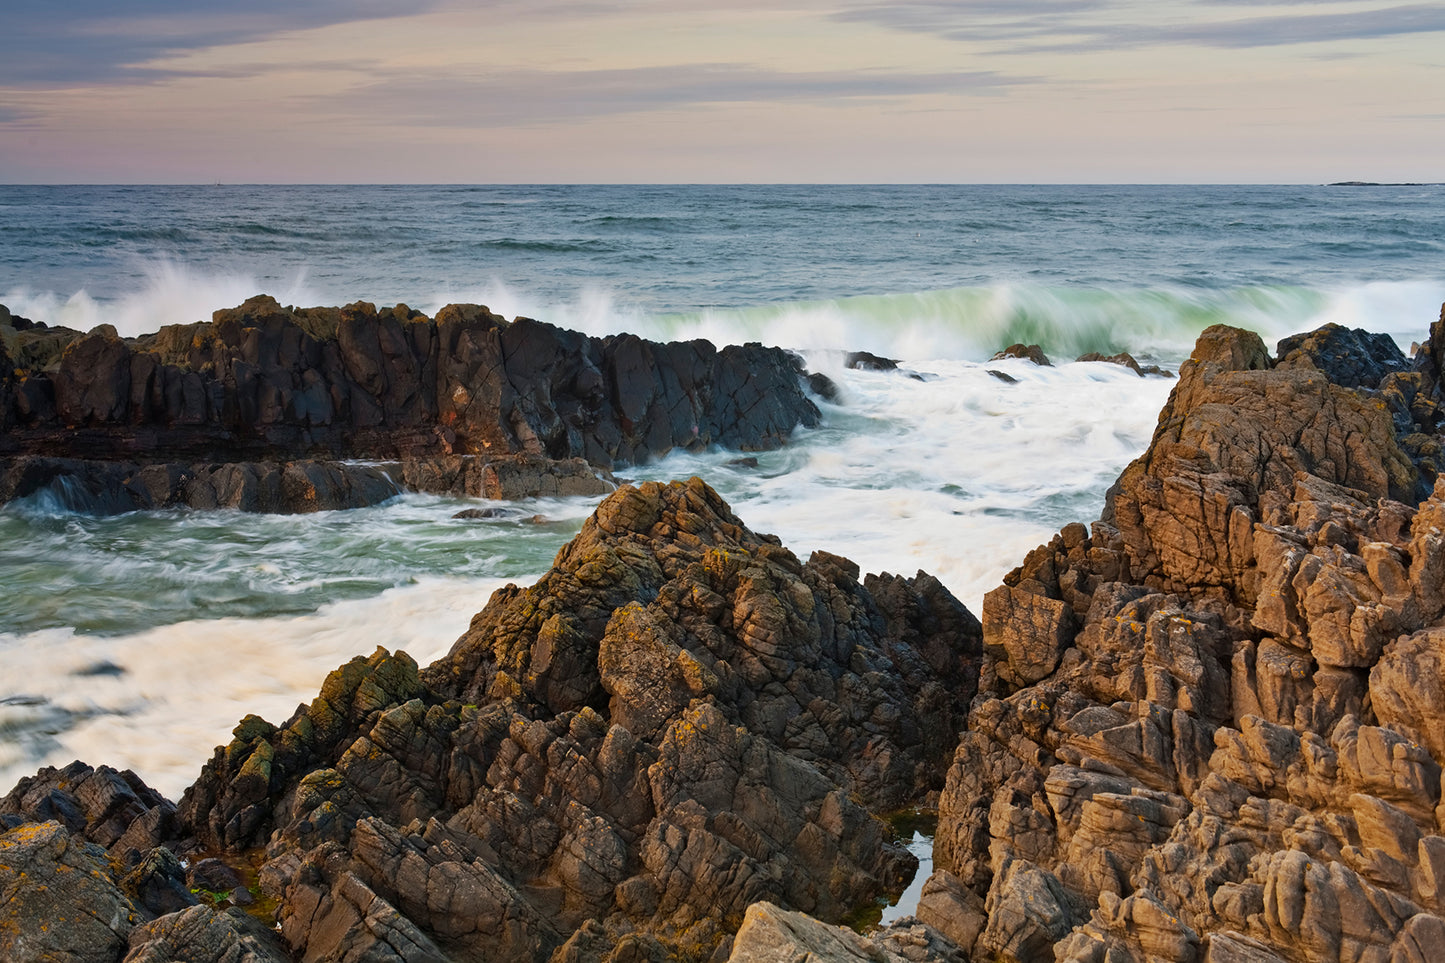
[923,314,1445,962]
[1075,350,1174,378]
[990,343,1053,366]
[0,296,819,511]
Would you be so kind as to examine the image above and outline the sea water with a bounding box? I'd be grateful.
[1,184,1443,799]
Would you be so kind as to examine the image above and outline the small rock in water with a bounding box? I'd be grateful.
[845,350,899,371]
[1075,350,1174,378]
[452,507,509,520]
[726,457,760,469]
[73,660,125,677]
[986,369,1018,384]
[990,343,1052,366]
[806,371,840,402]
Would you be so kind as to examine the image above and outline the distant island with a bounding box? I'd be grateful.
[1328,180,1441,186]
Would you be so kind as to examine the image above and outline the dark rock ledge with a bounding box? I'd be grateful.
[0,295,821,513]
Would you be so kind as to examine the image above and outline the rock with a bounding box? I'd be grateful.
[189,856,245,894]
[808,370,841,402]
[0,454,402,514]
[986,369,1018,384]
[990,344,1052,366]
[846,351,899,371]
[922,311,1445,962]
[124,905,292,963]
[1,760,177,861]
[1276,322,1408,389]
[0,295,822,506]
[124,845,197,917]
[1075,351,1174,378]
[1370,628,1445,761]
[726,901,964,962]
[159,478,979,960]
[453,507,514,520]
[0,820,145,962]
[481,453,616,499]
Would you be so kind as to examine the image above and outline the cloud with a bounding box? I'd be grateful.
[0,0,453,87]
[833,1,1445,52]
[320,62,1033,127]
[0,104,40,125]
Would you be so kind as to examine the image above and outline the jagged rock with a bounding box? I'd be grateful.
[923,312,1445,962]
[1,760,178,861]
[161,478,979,960]
[0,820,146,961]
[1275,322,1409,390]
[1369,628,1445,761]
[124,905,292,963]
[0,296,821,473]
[1076,350,1174,378]
[990,343,1052,366]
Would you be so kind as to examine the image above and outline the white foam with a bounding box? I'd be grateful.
[632,359,1177,613]
[3,260,329,337]
[0,576,515,800]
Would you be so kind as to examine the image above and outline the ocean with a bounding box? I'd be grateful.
[2,184,1443,800]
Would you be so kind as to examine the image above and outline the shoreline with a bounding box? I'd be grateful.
[6,307,1445,960]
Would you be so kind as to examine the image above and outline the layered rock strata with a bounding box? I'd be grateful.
[0,296,820,510]
[3,477,980,962]
[919,314,1445,962]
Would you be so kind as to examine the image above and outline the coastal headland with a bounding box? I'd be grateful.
[5,304,1445,961]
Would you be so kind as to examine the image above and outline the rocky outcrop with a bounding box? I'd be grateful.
[0,477,978,961]
[920,316,1445,962]
[990,343,1052,366]
[0,452,615,515]
[0,297,820,472]
[15,312,1445,961]
[1076,350,1174,378]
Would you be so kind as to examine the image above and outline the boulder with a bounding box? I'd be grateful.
[0,821,145,961]
[726,901,964,963]
[990,343,1052,366]
[1275,322,1408,389]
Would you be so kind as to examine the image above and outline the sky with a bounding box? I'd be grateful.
[0,0,1442,183]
